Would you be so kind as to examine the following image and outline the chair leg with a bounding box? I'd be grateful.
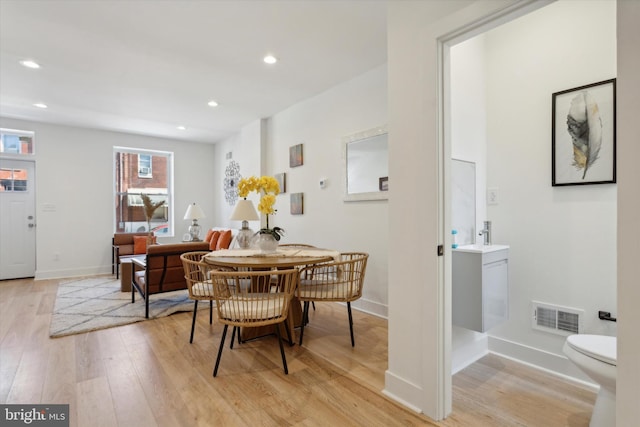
[209,300,213,324]
[230,326,237,349]
[189,300,198,344]
[213,324,229,377]
[284,318,293,346]
[275,323,288,375]
[299,301,310,346]
[347,301,355,347]
[312,301,316,311]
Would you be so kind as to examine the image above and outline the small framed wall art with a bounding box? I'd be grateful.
[289,143,303,168]
[552,78,616,186]
[274,172,286,193]
[290,192,303,215]
[379,176,389,191]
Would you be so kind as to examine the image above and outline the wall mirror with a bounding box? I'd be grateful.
[342,125,388,202]
[451,158,476,245]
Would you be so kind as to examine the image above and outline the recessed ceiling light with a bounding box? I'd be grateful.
[20,60,41,69]
[177,125,186,130]
[33,103,47,109]
[207,100,218,107]
[263,55,277,65]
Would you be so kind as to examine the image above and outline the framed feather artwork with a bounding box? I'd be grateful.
[552,79,616,186]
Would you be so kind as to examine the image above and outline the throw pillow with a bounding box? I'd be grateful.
[133,236,148,254]
[209,231,221,251]
[216,230,233,250]
[204,229,214,243]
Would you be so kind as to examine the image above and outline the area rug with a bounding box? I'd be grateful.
[49,276,197,338]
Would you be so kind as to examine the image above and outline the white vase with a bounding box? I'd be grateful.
[254,233,278,254]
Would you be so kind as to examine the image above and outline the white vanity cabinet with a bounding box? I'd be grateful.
[453,245,509,332]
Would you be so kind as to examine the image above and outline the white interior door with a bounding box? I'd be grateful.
[0,158,36,279]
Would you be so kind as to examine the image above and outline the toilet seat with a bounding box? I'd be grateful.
[566,334,616,366]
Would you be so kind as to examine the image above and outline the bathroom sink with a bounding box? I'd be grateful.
[453,244,509,253]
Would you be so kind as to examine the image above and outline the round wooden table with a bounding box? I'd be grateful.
[203,254,334,269]
[203,250,336,342]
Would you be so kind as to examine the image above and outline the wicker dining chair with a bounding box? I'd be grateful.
[180,251,216,344]
[297,252,369,347]
[277,243,319,310]
[210,268,299,376]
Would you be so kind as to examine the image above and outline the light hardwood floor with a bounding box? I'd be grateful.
[1,277,595,426]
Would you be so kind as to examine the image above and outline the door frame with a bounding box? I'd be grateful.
[436,0,554,419]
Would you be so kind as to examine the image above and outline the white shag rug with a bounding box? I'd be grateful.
[49,276,197,338]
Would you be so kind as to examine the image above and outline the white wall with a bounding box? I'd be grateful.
[265,65,388,316]
[450,0,618,382]
[0,117,216,279]
[451,35,487,240]
[211,119,263,231]
[483,0,617,375]
[213,66,388,317]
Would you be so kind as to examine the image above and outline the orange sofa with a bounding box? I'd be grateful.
[112,232,150,279]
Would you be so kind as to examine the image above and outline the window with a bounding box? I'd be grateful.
[0,168,28,192]
[138,154,152,178]
[1,128,34,155]
[114,147,173,236]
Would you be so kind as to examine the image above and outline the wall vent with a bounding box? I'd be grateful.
[532,301,583,336]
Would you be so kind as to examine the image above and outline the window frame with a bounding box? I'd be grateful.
[113,147,174,237]
[0,128,35,156]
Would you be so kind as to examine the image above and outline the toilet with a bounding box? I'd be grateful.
[563,334,617,427]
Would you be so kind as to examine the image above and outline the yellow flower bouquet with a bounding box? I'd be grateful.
[237,175,285,241]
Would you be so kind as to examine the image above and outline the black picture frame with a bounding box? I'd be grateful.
[379,176,388,191]
[552,78,616,186]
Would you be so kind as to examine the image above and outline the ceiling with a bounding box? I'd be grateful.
[0,1,387,144]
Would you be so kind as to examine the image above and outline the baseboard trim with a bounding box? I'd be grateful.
[488,335,598,391]
[382,370,424,413]
[348,298,388,319]
[35,266,112,280]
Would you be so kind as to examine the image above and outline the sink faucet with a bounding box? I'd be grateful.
[478,220,492,245]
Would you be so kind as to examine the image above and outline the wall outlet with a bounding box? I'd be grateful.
[487,187,499,205]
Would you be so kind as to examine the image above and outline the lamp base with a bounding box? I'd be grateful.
[236,227,254,249]
[189,222,201,242]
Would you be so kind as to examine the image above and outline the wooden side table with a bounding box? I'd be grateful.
[119,256,145,292]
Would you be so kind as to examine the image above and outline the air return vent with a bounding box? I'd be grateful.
[532,301,583,336]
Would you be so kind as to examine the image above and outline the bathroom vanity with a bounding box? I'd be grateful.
[453,244,509,332]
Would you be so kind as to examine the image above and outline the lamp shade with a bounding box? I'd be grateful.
[230,199,259,221]
[184,203,206,220]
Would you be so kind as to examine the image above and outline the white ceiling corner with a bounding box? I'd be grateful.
[0,0,387,144]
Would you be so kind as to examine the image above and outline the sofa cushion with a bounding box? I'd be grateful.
[209,231,221,250]
[133,236,147,254]
[133,235,156,254]
[216,230,233,250]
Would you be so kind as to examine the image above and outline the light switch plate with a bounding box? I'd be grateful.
[487,187,499,205]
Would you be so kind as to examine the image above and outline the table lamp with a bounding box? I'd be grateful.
[230,199,259,249]
[184,203,205,241]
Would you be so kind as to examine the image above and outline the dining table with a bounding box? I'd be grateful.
[202,247,339,342]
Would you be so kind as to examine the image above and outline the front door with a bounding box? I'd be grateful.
[0,158,36,279]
